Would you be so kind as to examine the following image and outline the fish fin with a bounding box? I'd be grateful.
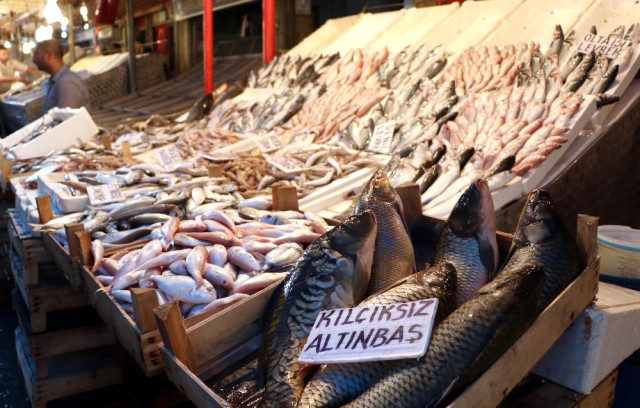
[297,363,319,386]
[478,230,498,280]
[429,377,461,408]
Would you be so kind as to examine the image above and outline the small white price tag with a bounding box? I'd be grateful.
[367,121,396,154]
[157,145,185,168]
[114,132,146,147]
[87,184,125,206]
[255,134,284,153]
[267,155,306,174]
[576,33,632,59]
[298,299,438,364]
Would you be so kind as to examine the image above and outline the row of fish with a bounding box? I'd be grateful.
[548,24,639,97]
[252,167,580,407]
[88,205,332,319]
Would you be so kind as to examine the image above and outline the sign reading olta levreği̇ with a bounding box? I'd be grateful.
[298,299,438,364]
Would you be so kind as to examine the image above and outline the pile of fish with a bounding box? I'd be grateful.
[379,84,585,218]
[438,42,537,95]
[88,205,332,319]
[547,24,639,97]
[175,127,241,159]
[10,140,141,176]
[108,114,194,155]
[250,169,581,407]
[247,53,340,90]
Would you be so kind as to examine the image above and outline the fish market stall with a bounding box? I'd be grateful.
[153,180,600,408]
[3,1,640,406]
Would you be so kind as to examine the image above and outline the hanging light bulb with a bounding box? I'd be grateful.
[3,41,11,48]
[43,0,64,24]
[35,25,53,42]
[80,2,88,22]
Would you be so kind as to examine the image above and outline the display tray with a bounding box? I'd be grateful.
[79,244,243,377]
[10,249,88,334]
[418,0,524,54]
[156,210,599,408]
[15,326,122,408]
[37,173,89,214]
[367,4,461,53]
[482,0,594,47]
[520,95,597,193]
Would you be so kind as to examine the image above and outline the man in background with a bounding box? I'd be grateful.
[32,39,90,113]
[0,44,40,94]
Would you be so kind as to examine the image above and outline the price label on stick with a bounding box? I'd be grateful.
[368,121,396,154]
[87,184,125,206]
[298,299,438,364]
[255,134,284,153]
[157,145,184,168]
[576,33,632,59]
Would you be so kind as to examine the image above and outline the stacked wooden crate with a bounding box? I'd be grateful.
[7,208,122,408]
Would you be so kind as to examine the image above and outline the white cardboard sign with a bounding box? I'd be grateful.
[157,145,185,168]
[368,121,396,154]
[298,299,438,364]
[87,184,125,206]
[267,155,306,174]
[576,33,632,59]
[255,134,284,153]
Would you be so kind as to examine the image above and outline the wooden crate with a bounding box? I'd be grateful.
[155,201,600,408]
[15,327,122,408]
[81,262,231,378]
[500,370,617,408]
[81,264,165,377]
[41,230,83,292]
[7,208,51,286]
[13,288,117,380]
[10,250,88,333]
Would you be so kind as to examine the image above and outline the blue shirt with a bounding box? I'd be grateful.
[43,65,90,113]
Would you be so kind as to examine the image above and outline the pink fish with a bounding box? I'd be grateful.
[186,246,208,286]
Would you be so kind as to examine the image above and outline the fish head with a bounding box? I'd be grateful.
[448,179,499,277]
[448,179,494,237]
[514,189,561,246]
[356,169,403,210]
[326,210,377,303]
[415,261,457,295]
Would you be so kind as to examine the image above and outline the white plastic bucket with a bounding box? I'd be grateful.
[597,225,640,280]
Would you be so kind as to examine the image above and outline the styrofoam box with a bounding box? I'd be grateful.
[533,282,640,394]
[1,107,98,160]
[37,173,89,214]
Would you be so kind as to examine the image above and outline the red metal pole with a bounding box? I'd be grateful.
[204,0,214,94]
[263,0,275,65]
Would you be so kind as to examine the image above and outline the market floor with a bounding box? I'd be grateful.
[0,299,30,408]
[0,287,194,408]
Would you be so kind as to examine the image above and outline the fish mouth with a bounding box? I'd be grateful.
[363,170,397,202]
[448,179,494,237]
[517,189,557,244]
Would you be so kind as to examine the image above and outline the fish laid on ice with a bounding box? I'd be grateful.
[259,211,377,407]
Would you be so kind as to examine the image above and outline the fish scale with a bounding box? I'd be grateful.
[344,264,544,408]
[355,170,415,296]
[431,180,498,305]
[299,262,457,408]
[259,212,377,408]
[501,189,580,312]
